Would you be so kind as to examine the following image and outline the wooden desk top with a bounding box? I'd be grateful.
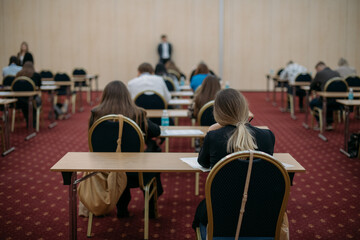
[0,91,40,97]
[290,82,311,87]
[336,99,360,106]
[0,99,17,105]
[352,86,360,91]
[146,109,189,118]
[50,152,305,173]
[317,92,360,98]
[171,91,194,97]
[40,85,59,91]
[168,99,192,106]
[41,78,54,81]
[301,86,310,91]
[179,85,191,91]
[42,81,73,86]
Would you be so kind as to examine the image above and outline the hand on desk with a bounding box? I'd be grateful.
[208,123,222,132]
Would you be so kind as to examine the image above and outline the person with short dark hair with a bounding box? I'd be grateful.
[157,35,172,64]
[128,62,171,103]
[17,41,34,66]
[2,56,22,77]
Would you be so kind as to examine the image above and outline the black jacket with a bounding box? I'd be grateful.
[310,67,340,91]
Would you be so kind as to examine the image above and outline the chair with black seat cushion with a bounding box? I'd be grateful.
[345,75,360,87]
[3,75,15,87]
[197,100,215,126]
[54,73,76,114]
[287,73,312,114]
[163,76,176,91]
[40,70,53,79]
[88,114,158,239]
[134,90,168,125]
[167,69,181,81]
[11,76,41,132]
[73,68,91,103]
[311,77,349,130]
[196,150,290,240]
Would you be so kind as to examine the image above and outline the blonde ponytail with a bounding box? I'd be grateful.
[227,122,257,153]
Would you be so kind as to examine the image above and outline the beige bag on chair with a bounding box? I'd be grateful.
[78,115,127,216]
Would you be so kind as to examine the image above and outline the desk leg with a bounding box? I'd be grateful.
[78,83,84,112]
[165,137,169,152]
[302,89,310,129]
[48,90,57,128]
[2,103,15,156]
[25,96,36,140]
[279,82,285,112]
[68,172,77,240]
[266,75,270,101]
[272,79,277,106]
[340,105,351,157]
[291,86,296,119]
[95,76,100,102]
[318,97,327,141]
[88,78,93,106]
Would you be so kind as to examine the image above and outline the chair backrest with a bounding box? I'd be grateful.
[205,150,290,240]
[54,73,71,81]
[134,90,168,110]
[3,75,15,86]
[167,69,181,81]
[163,76,175,91]
[11,76,36,91]
[73,68,87,76]
[88,114,145,153]
[197,100,215,126]
[324,77,348,92]
[276,68,284,76]
[345,75,360,87]
[294,72,312,82]
[40,70,53,79]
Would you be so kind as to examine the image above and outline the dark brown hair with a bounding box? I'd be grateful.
[138,63,154,74]
[194,63,209,75]
[193,75,221,117]
[89,81,148,133]
[15,61,34,78]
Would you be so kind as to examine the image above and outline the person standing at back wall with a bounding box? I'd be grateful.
[17,41,34,66]
[157,34,172,65]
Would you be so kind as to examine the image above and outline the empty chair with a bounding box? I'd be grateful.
[287,72,312,113]
[196,150,290,240]
[73,68,91,103]
[54,73,75,114]
[345,75,360,87]
[2,75,15,87]
[40,70,53,79]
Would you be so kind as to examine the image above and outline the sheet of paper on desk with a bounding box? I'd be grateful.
[180,157,210,172]
[281,162,294,168]
[163,130,204,135]
[169,99,190,104]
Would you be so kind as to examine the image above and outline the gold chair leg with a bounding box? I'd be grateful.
[87,212,93,238]
[11,108,15,132]
[72,94,76,114]
[87,88,91,104]
[54,95,58,105]
[36,107,41,132]
[144,185,150,240]
[195,172,199,196]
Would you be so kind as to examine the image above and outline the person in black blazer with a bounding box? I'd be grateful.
[157,35,172,64]
[17,41,34,66]
[89,80,163,218]
[192,88,276,231]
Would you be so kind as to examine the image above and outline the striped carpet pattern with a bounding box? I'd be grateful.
[0,91,359,239]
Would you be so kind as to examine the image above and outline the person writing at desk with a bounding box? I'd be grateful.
[89,80,163,218]
[192,89,276,231]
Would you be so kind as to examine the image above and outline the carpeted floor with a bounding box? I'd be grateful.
[0,91,359,240]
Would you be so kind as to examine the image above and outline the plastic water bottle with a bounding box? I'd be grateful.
[225,81,230,89]
[348,88,354,100]
[180,76,185,86]
[161,110,170,131]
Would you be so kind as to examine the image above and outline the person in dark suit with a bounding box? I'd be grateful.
[309,61,341,129]
[89,80,163,218]
[192,88,276,230]
[157,35,172,64]
[17,41,34,66]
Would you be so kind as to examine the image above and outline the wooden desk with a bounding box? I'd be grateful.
[179,85,191,91]
[85,74,99,104]
[146,109,188,118]
[301,86,311,129]
[50,151,305,240]
[0,91,40,140]
[0,99,17,156]
[168,98,192,106]
[352,86,360,91]
[289,81,310,119]
[72,77,87,112]
[271,76,288,110]
[40,85,59,128]
[336,99,360,158]
[316,92,360,141]
[42,81,75,115]
[171,91,193,98]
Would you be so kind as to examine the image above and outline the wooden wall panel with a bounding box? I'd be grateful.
[0,0,359,90]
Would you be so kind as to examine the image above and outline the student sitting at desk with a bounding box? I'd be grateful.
[192,88,275,230]
[190,62,210,92]
[189,75,221,119]
[89,80,163,218]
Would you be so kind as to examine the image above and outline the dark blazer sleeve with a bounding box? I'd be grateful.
[169,43,172,57]
[145,119,160,139]
[310,73,321,91]
[157,44,162,56]
[197,133,211,168]
[24,52,34,65]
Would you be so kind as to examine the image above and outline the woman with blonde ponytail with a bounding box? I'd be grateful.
[192,88,276,231]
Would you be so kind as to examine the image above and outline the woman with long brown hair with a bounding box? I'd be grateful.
[190,62,210,91]
[89,80,162,218]
[192,88,275,231]
[191,75,221,118]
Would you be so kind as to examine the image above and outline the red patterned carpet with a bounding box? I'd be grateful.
[0,92,359,240]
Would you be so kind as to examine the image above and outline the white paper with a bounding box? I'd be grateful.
[180,157,210,172]
[162,129,204,136]
[281,162,294,168]
[169,99,191,104]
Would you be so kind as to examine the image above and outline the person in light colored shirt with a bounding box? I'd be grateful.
[336,58,356,78]
[2,56,22,77]
[157,35,172,65]
[128,62,171,103]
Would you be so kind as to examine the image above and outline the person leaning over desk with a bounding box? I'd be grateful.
[192,88,276,230]
[88,80,163,218]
